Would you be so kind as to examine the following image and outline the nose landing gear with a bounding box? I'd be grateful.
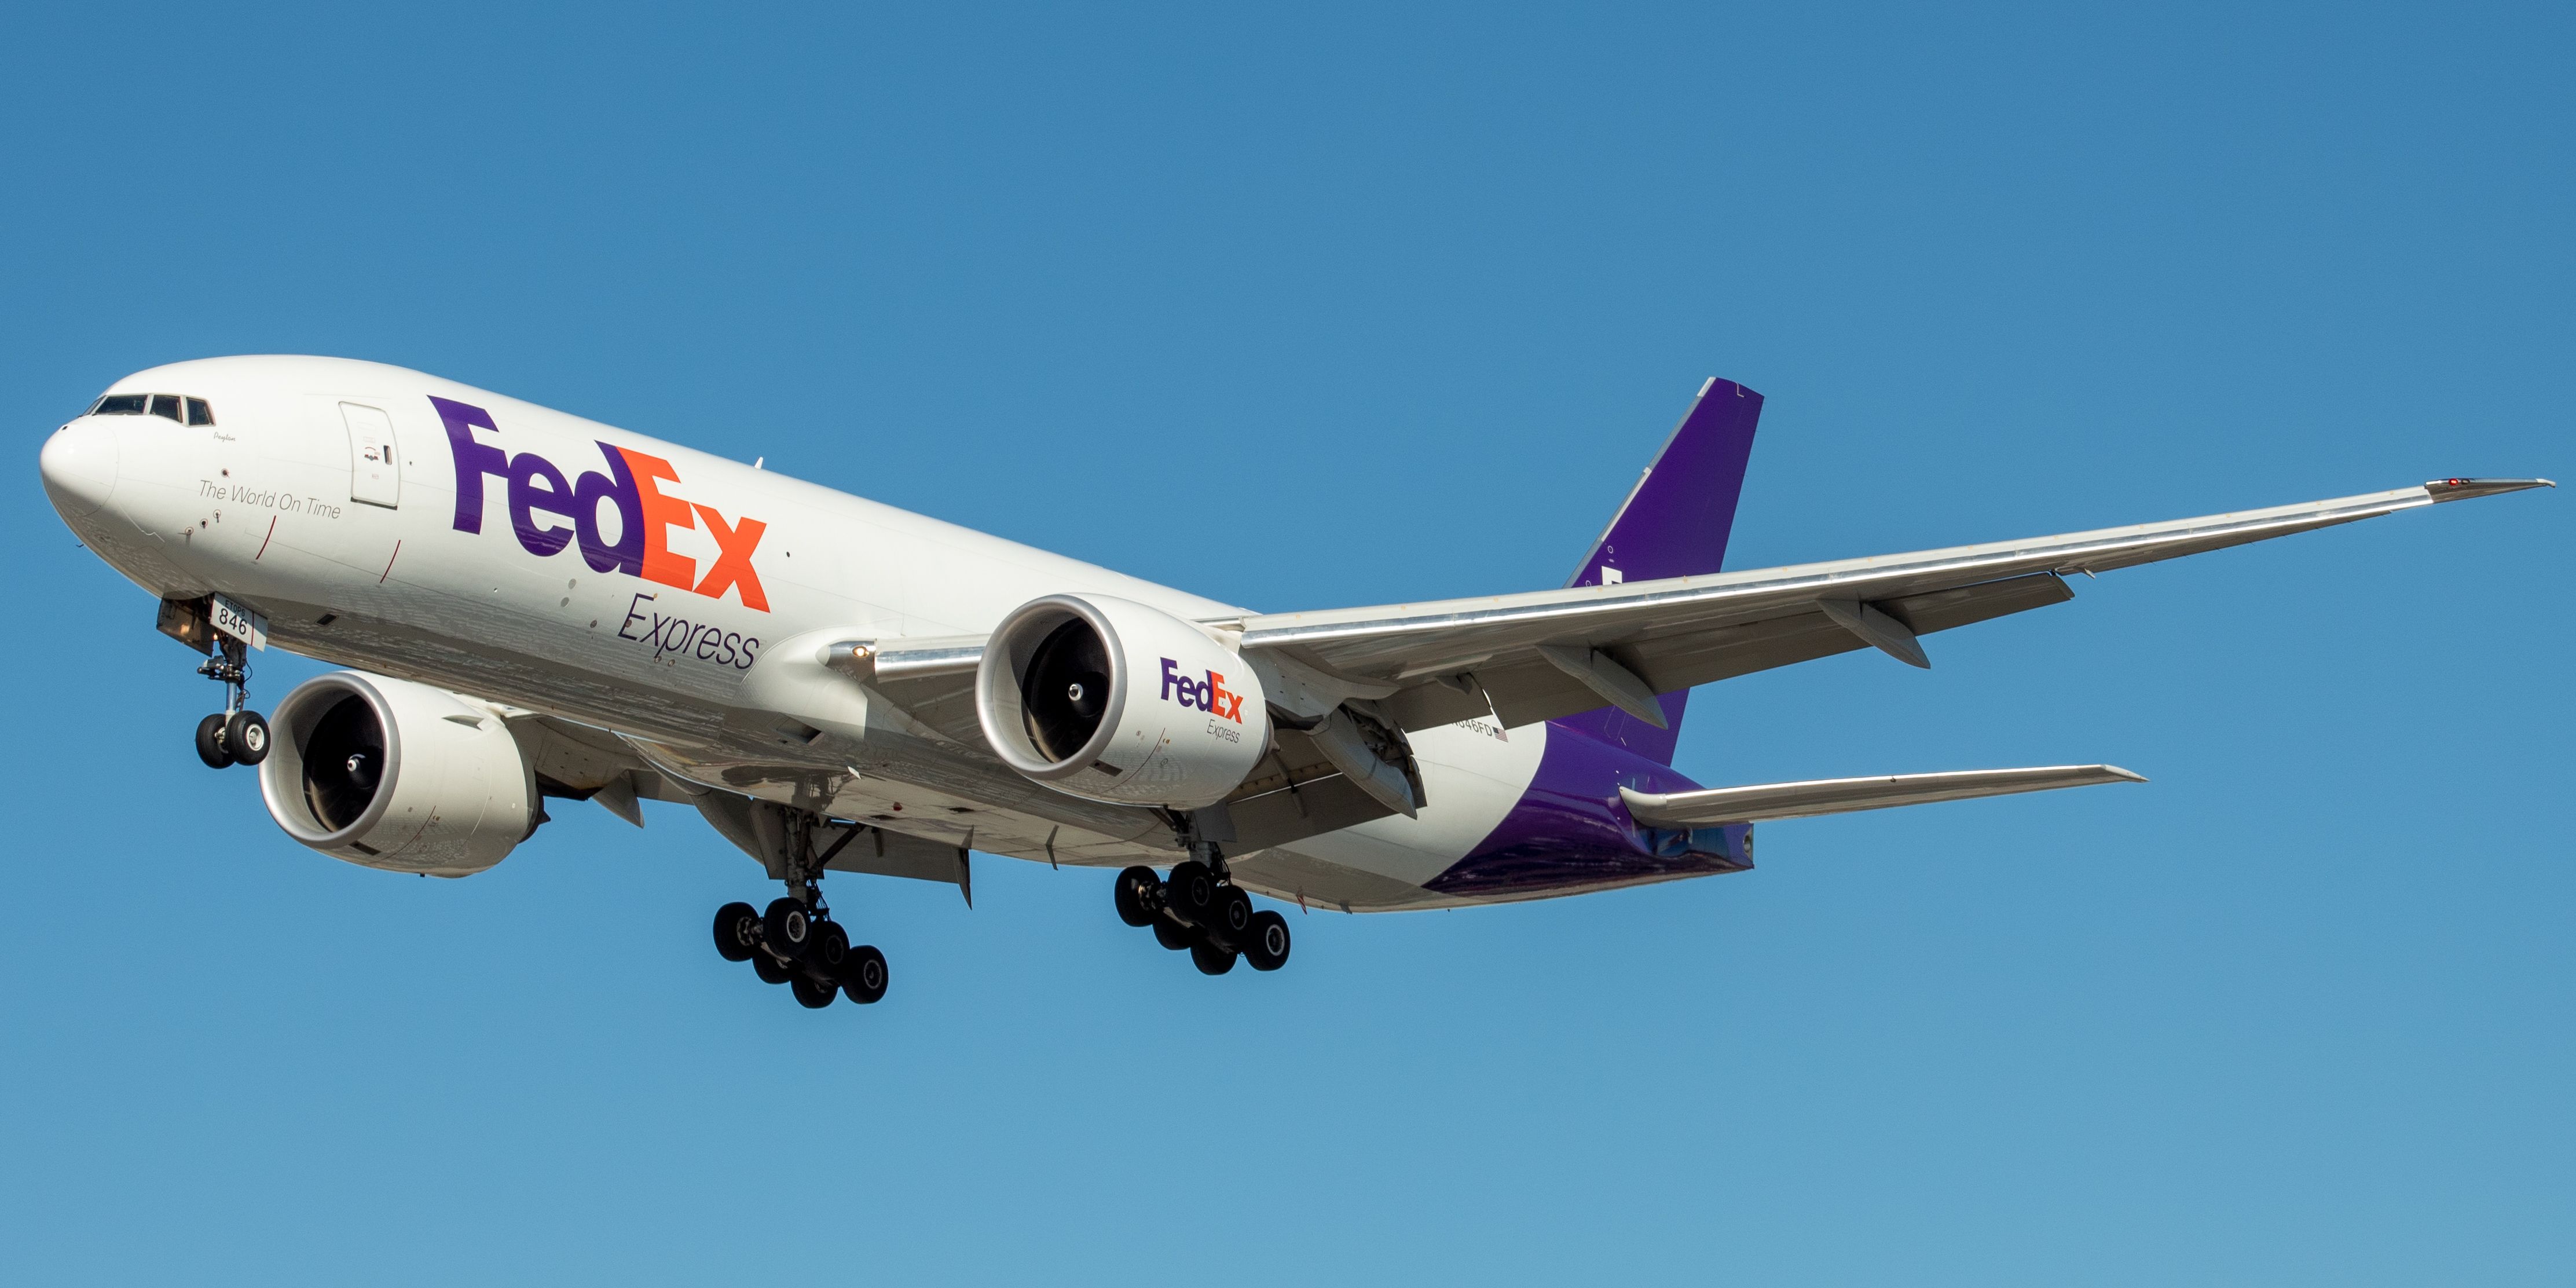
[709,811,889,1011]
[190,638,269,769]
[1115,847,1292,976]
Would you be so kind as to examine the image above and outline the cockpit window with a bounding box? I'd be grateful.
[87,392,215,423]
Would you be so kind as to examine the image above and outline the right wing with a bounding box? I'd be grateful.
[1232,477,2553,733]
[1622,764,2145,827]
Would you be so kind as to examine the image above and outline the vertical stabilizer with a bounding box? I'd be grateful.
[1555,378,1764,763]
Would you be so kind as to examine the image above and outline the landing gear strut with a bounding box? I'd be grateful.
[710,810,888,1010]
[192,636,269,769]
[1114,837,1291,976]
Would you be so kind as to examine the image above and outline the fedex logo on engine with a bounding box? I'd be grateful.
[434,397,769,612]
[1160,658,1245,722]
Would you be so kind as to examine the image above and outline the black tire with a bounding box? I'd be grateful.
[1113,865,1161,927]
[840,945,888,1004]
[812,920,850,974]
[762,898,814,959]
[712,902,760,963]
[1151,916,1196,952]
[195,713,233,769]
[1244,910,1292,972]
[226,710,270,766]
[1190,939,1237,976]
[1207,886,1255,951]
[1164,860,1216,928]
[790,975,838,1009]
[752,952,794,985]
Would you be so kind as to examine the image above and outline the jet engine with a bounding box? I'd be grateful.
[976,594,1269,810]
[258,671,537,877]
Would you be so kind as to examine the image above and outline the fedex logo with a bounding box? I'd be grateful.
[434,397,769,612]
[1159,658,1245,722]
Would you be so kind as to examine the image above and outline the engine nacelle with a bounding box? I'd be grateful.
[258,671,537,877]
[976,594,1270,810]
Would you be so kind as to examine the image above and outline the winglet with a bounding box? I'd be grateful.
[2425,477,2554,502]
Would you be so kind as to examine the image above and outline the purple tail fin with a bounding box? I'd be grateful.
[1554,378,1764,764]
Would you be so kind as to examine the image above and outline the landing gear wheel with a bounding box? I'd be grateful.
[762,898,814,959]
[1244,910,1292,971]
[712,902,760,963]
[1210,886,1255,950]
[225,710,270,766]
[812,920,851,976]
[1164,860,1217,928]
[839,945,888,1004]
[752,952,794,985]
[194,714,233,769]
[790,975,838,1009]
[1113,866,1161,927]
[1189,939,1237,976]
[1152,917,1196,952]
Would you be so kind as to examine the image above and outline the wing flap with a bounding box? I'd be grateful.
[816,821,976,886]
[1622,764,2146,826]
[1388,572,2075,731]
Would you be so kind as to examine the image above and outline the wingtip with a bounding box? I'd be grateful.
[2425,477,2555,502]
[2099,765,2149,784]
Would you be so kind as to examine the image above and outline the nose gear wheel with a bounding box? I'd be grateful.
[186,635,269,769]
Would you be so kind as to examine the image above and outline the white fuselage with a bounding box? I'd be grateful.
[42,356,1544,909]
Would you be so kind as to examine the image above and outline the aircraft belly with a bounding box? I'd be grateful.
[1240,719,1547,910]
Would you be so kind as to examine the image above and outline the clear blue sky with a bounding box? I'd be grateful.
[3,3,2568,1283]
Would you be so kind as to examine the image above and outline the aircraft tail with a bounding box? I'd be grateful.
[1553,377,1764,764]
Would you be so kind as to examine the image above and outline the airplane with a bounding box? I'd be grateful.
[36,356,2551,1011]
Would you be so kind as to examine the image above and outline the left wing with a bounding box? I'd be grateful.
[1230,478,2552,733]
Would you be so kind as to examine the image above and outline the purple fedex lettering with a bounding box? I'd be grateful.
[1157,658,1244,721]
[433,396,507,533]
[435,396,643,576]
[507,452,575,557]
[573,442,644,576]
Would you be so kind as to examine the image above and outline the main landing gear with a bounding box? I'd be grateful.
[1113,848,1292,976]
[712,899,888,1009]
[710,811,887,1011]
[192,637,269,770]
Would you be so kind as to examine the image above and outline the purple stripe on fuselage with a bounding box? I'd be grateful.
[1423,722,1751,899]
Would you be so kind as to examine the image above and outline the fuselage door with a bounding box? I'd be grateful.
[342,401,401,508]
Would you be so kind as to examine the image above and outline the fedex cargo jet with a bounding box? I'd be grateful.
[36,357,2550,1009]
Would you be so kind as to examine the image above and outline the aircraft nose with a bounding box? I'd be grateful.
[39,419,119,517]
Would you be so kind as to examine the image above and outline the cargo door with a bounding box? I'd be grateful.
[342,401,401,508]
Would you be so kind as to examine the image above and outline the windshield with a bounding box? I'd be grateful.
[86,392,214,424]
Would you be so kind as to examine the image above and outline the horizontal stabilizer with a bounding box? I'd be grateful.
[1620,764,2145,827]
